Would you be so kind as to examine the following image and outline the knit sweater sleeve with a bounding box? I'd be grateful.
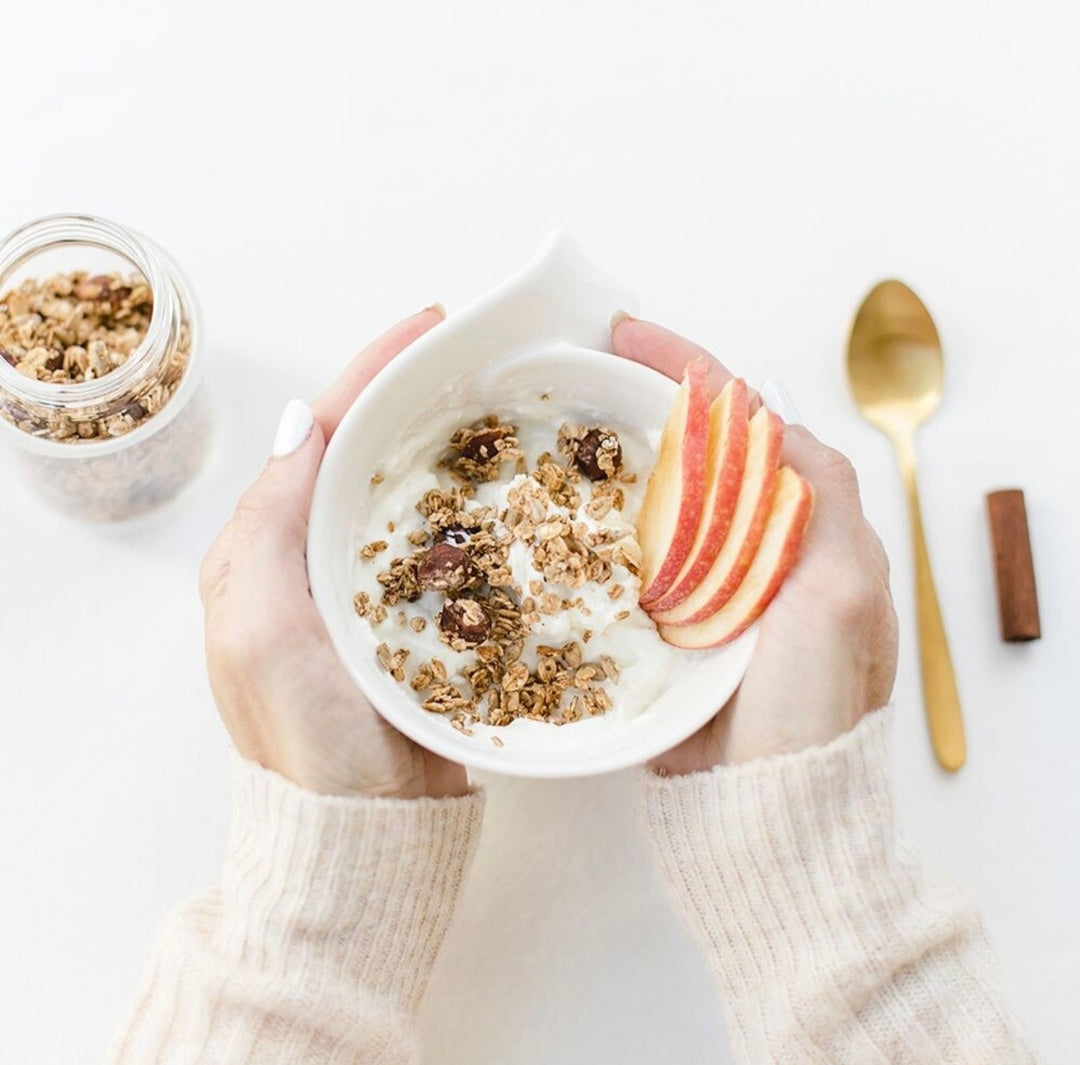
[642,708,1040,1064]
[110,754,484,1065]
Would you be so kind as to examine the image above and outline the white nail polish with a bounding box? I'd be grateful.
[272,399,314,457]
[760,378,803,427]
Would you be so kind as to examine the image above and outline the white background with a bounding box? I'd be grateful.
[1,1,1077,1062]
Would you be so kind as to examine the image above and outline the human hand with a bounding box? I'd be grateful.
[199,307,468,799]
[612,317,898,772]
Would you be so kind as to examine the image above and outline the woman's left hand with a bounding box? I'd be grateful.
[612,316,898,771]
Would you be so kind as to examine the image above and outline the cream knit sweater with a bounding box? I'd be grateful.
[111,710,1038,1064]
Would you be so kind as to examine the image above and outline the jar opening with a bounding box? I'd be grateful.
[0,214,173,409]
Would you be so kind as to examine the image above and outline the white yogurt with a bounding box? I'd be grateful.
[351,400,683,722]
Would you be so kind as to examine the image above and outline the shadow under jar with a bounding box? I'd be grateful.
[0,214,210,520]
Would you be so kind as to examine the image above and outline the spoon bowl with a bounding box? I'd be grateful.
[847,280,944,433]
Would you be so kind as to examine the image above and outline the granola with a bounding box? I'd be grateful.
[0,271,191,443]
[440,416,522,484]
[354,412,658,731]
[0,272,151,384]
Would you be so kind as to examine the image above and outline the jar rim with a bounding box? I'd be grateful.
[0,213,174,407]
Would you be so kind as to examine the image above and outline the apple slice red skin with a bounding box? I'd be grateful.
[658,468,814,649]
[650,408,784,625]
[644,377,751,611]
[636,359,712,604]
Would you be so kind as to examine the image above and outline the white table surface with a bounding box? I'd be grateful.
[2,2,1077,1062]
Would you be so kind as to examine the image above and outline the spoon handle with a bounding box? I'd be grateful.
[893,434,967,771]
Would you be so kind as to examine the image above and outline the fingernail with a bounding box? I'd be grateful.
[272,399,314,457]
[424,302,447,320]
[760,378,803,426]
[610,309,634,330]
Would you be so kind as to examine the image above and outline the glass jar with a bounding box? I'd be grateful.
[0,213,210,520]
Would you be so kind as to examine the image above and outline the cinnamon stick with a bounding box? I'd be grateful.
[986,489,1041,642]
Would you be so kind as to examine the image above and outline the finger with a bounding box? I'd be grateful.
[759,378,858,522]
[611,316,734,395]
[780,424,864,539]
[312,305,445,438]
[780,424,894,637]
[228,399,327,601]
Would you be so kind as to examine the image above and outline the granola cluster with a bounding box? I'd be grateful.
[354,416,642,734]
[440,416,522,483]
[0,271,191,442]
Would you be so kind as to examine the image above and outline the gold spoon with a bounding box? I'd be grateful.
[847,280,966,772]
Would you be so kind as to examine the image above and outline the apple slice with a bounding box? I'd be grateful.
[658,467,813,649]
[635,359,711,603]
[643,377,750,610]
[650,406,784,625]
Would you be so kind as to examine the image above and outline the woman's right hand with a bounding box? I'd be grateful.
[612,317,899,772]
[199,307,468,800]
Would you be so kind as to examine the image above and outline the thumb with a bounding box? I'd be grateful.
[230,399,327,597]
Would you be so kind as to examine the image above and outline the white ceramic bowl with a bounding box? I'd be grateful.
[308,232,756,777]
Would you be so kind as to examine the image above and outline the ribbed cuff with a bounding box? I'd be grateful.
[643,709,918,996]
[220,753,484,1013]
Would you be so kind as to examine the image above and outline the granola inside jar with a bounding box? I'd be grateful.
[0,214,209,520]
